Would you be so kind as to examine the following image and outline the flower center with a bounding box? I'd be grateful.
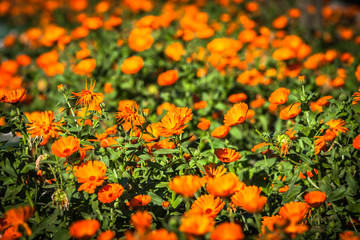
[205,208,213,214]
[89,176,96,181]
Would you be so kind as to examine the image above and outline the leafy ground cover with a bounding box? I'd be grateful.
[0,0,360,239]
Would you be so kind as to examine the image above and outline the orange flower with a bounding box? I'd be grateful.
[206,173,244,197]
[261,215,284,235]
[165,42,185,61]
[157,70,178,86]
[272,15,288,29]
[224,102,248,127]
[116,100,144,128]
[268,88,290,105]
[194,100,207,110]
[82,17,103,30]
[250,97,266,108]
[325,119,349,135]
[228,93,247,103]
[160,107,192,137]
[69,219,100,239]
[147,229,177,240]
[251,142,270,154]
[128,28,154,52]
[304,191,326,208]
[169,175,202,197]
[72,81,104,112]
[211,125,230,138]
[121,56,144,74]
[214,148,241,163]
[4,206,34,236]
[279,202,309,224]
[197,118,211,130]
[202,164,227,181]
[353,134,360,149]
[210,222,244,240]
[339,231,360,240]
[0,88,26,104]
[73,58,97,75]
[97,183,124,203]
[27,111,64,145]
[76,48,91,59]
[74,161,108,194]
[279,102,301,120]
[130,211,152,233]
[16,54,31,66]
[353,87,360,105]
[97,230,115,240]
[190,194,225,218]
[179,214,214,236]
[231,185,267,213]
[51,136,80,158]
[126,194,151,209]
[72,26,89,39]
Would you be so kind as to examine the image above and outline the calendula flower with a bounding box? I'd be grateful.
[352,87,360,105]
[304,191,326,208]
[130,211,152,233]
[325,119,349,135]
[4,206,34,236]
[160,107,192,137]
[69,219,100,239]
[231,185,267,213]
[251,142,270,154]
[179,214,214,236]
[0,88,26,104]
[280,102,301,120]
[157,70,179,86]
[51,136,80,158]
[353,134,360,149]
[121,56,144,74]
[97,230,115,240]
[279,202,309,224]
[190,194,225,218]
[197,118,211,130]
[74,161,108,194]
[214,148,241,163]
[147,229,178,240]
[165,42,185,61]
[27,111,64,145]
[210,222,244,240]
[169,175,202,197]
[72,81,104,111]
[261,215,284,235]
[202,164,227,182]
[223,102,248,127]
[339,231,360,240]
[268,88,290,105]
[116,100,145,128]
[206,173,244,197]
[73,58,97,75]
[142,122,162,142]
[126,194,151,209]
[97,183,124,203]
[211,125,230,138]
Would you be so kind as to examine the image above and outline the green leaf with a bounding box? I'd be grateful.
[148,192,164,205]
[345,203,360,213]
[153,149,179,155]
[172,195,183,209]
[282,185,302,204]
[4,185,23,199]
[327,186,347,202]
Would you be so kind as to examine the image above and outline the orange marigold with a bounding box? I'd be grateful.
[4,206,34,236]
[206,173,244,197]
[304,191,326,208]
[179,214,214,236]
[160,107,192,137]
[69,219,100,239]
[190,194,225,218]
[121,56,144,74]
[130,211,152,233]
[224,102,248,127]
[128,28,154,52]
[0,88,26,104]
[97,183,124,203]
[72,81,104,111]
[197,118,211,131]
[51,136,80,158]
[353,134,360,149]
[214,148,241,163]
[74,161,108,194]
[147,229,178,240]
[210,222,244,240]
[211,125,230,138]
[97,230,115,240]
[126,194,151,209]
[325,119,349,135]
[231,185,267,213]
[279,102,301,120]
[165,42,185,61]
[157,70,179,86]
[169,175,202,197]
[268,88,290,105]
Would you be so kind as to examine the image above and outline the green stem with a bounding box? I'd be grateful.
[254,213,262,235]
[55,157,63,188]
[25,189,41,223]
[63,93,76,117]
[307,176,320,189]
